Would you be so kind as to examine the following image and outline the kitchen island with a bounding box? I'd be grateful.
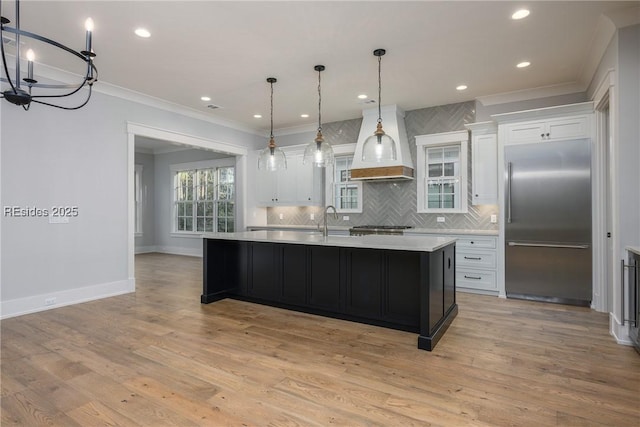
[201,231,457,351]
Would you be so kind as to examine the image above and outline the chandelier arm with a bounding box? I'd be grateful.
[31,85,93,110]
[1,26,94,63]
[0,78,94,90]
[30,78,88,99]
[0,24,20,94]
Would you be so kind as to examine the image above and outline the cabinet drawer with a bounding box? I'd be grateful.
[457,269,497,291]
[457,250,496,269]
[455,236,496,249]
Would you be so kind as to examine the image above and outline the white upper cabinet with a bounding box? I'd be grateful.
[466,121,498,205]
[256,151,323,207]
[493,102,594,146]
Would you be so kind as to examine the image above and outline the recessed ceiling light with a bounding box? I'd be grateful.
[200,96,211,102]
[253,114,262,118]
[511,9,530,20]
[456,85,468,91]
[517,61,531,68]
[135,28,151,38]
[300,114,309,118]
[357,94,368,99]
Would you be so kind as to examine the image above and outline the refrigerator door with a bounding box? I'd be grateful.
[505,139,592,306]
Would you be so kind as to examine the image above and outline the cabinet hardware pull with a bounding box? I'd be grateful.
[621,259,638,326]
[464,275,482,280]
[507,162,513,223]
[464,256,482,260]
[508,242,589,249]
[540,133,545,138]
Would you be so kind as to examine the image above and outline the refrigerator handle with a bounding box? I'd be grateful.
[507,162,513,223]
[621,259,626,326]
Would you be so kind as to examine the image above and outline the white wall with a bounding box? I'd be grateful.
[1,90,262,318]
[134,151,156,252]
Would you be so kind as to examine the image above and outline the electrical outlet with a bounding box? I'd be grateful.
[310,213,315,220]
[279,213,284,220]
[437,217,445,223]
[45,297,56,306]
[342,215,349,221]
[490,214,498,223]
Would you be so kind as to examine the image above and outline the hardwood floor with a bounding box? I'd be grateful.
[2,253,639,426]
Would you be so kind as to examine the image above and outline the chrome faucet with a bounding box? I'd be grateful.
[321,205,338,237]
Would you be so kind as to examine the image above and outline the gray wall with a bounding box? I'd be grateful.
[152,149,234,256]
[267,101,500,231]
[1,89,261,316]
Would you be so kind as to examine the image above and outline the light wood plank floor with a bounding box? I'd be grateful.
[2,253,639,426]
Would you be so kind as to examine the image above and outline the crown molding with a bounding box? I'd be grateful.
[20,60,263,137]
[476,82,586,107]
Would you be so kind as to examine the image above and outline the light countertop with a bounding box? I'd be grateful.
[246,224,498,236]
[204,230,456,252]
[627,246,640,256]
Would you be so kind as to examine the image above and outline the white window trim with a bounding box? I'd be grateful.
[416,130,469,214]
[324,144,363,213]
[134,164,144,237]
[170,158,236,235]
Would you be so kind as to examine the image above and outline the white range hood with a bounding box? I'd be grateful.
[350,104,414,180]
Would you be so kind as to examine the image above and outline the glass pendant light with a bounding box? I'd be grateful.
[303,65,334,167]
[258,77,287,171]
[362,49,397,162]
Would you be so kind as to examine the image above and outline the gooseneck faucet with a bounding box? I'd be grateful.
[322,205,338,237]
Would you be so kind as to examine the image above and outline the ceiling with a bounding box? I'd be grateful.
[2,1,638,134]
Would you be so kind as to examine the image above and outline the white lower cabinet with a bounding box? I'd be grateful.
[411,233,498,295]
[454,235,498,294]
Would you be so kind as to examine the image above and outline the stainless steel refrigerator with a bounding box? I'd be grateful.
[504,138,592,306]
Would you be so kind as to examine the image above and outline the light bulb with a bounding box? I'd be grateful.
[85,18,94,32]
[375,143,383,159]
[26,49,35,62]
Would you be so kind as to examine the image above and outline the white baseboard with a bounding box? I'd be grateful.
[0,278,135,320]
[135,245,158,254]
[609,312,633,345]
[156,245,202,257]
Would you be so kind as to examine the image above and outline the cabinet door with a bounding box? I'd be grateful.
[428,249,445,334]
[296,156,323,206]
[308,246,341,311]
[443,244,456,313]
[472,133,498,204]
[281,244,307,305]
[546,116,589,141]
[504,121,547,144]
[256,168,277,205]
[275,157,297,204]
[384,251,420,328]
[247,242,279,299]
[344,249,382,319]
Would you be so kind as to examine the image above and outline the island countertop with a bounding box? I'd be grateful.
[203,230,456,252]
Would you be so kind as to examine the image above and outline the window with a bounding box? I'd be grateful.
[134,164,143,236]
[416,131,468,213]
[330,154,363,213]
[173,161,235,233]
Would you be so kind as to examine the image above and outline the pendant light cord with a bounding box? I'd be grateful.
[317,68,322,132]
[269,80,274,139]
[377,54,382,124]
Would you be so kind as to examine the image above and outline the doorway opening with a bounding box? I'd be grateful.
[126,123,248,289]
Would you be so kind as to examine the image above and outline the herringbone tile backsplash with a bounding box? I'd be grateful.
[267,101,499,231]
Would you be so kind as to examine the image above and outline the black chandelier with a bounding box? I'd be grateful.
[0,0,97,110]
